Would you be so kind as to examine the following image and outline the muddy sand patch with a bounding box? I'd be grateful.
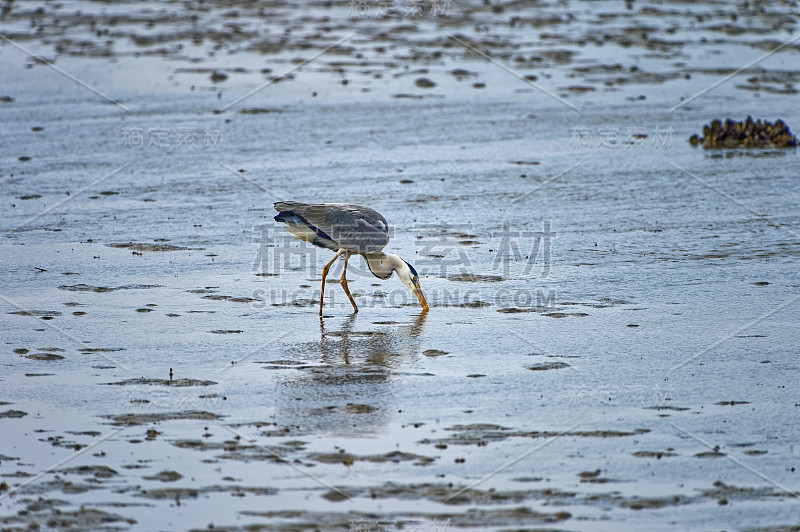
[59,284,160,292]
[138,485,277,500]
[104,410,222,426]
[447,273,505,283]
[9,310,61,318]
[309,450,435,467]
[24,353,65,361]
[528,361,570,371]
[60,465,118,479]
[0,499,136,530]
[107,242,200,252]
[171,438,303,463]
[238,506,570,529]
[106,378,217,387]
[143,470,183,482]
[0,410,28,418]
[420,424,650,447]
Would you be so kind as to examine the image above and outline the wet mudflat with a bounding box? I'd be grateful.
[1,0,800,530]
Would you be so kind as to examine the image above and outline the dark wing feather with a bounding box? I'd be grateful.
[274,202,389,254]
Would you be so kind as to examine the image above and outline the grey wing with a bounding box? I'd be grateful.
[274,202,389,254]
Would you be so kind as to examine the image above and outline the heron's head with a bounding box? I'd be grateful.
[395,259,429,312]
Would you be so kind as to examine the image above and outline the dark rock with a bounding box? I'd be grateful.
[689,117,797,149]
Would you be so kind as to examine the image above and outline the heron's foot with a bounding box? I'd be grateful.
[339,277,358,313]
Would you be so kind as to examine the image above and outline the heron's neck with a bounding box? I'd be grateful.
[364,252,403,280]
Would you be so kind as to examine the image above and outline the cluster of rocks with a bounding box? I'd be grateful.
[689,117,797,148]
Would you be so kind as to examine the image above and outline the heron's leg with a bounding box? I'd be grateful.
[319,250,343,316]
[339,252,358,313]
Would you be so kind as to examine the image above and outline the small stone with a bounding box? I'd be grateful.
[210,70,228,83]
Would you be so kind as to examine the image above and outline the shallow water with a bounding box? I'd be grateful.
[2,1,800,530]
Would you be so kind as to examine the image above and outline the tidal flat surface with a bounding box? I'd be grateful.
[1,1,799,530]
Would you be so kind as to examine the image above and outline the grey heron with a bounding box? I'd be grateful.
[273,201,429,315]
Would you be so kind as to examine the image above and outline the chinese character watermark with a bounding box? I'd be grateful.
[414,223,474,277]
[570,126,673,149]
[121,127,224,149]
[567,384,676,408]
[118,386,226,411]
[252,224,319,276]
[491,220,555,278]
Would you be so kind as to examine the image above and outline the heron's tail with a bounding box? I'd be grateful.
[273,207,338,251]
[273,210,301,224]
[274,201,307,213]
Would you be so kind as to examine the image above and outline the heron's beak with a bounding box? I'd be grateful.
[412,284,429,312]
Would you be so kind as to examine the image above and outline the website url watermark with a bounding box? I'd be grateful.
[250,287,557,310]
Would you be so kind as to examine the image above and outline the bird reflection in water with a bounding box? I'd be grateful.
[272,312,428,437]
[318,312,428,365]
